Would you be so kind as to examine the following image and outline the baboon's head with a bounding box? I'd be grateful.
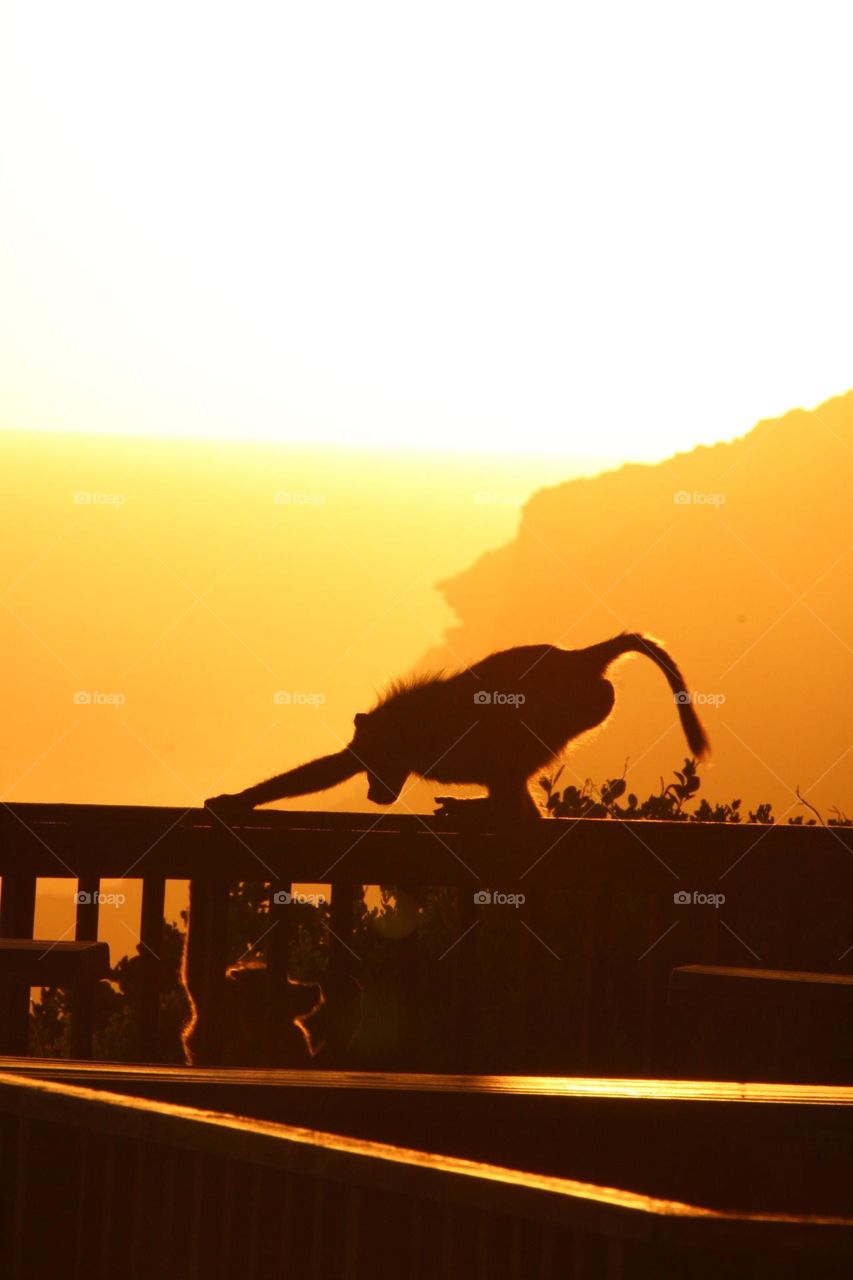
[351,710,409,805]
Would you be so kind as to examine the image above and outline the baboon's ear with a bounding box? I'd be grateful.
[354,713,367,729]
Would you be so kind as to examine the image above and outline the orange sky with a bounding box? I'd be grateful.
[3,432,596,956]
[3,1,853,973]
[4,410,851,962]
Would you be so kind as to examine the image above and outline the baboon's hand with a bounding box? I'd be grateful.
[433,795,542,828]
[432,796,497,828]
[205,792,253,816]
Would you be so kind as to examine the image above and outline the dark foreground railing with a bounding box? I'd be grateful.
[1,1068,852,1280]
[2,804,853,1074]
[6,1061,853,1217]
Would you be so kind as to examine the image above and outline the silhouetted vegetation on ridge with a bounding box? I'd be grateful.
[541,757,852,826]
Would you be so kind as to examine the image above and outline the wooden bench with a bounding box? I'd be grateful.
[668,964,853,1082]
[0,939,110,1058]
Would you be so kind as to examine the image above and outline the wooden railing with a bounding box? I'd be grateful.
[2,1068,852,1279]
[2,804,853,1074]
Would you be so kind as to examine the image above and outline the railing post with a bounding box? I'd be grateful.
[450,888,478,1073]
[325,882,360,1065]
[265,880,293,1063]
[395,882,421,1067]
[578,887,598,1072]
[138,875,166,1061]
[71,874,101,1058]
[327,882,356,982]
[0,872,37,1054]
[183,877,230,1066]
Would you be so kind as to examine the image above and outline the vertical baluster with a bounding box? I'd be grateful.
[578,888,597,1072]
[450,888,478,1073]
[9,1114,29,1279]
[0,872,37,1054]
[328,881,356,978]
[396,881,420,1067]
[74,874,100,942]
[514,905,536,1072]
[343,1184,360,1280]
[265,879,293,1063]
[183,876,230,1065]
[187,1150,205,1280]
[71,874,101,1058]
[138,876,166,1061]
[325,882,359,1065]
[640,890,663,1075]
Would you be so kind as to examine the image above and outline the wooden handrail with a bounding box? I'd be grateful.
[2,804,853,1074]
[2,1068,853,1280]
[2,802,852,880]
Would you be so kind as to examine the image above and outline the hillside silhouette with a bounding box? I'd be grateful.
[418,392,853,816]
[2,395,850,884]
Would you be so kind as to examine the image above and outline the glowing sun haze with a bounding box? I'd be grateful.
[1,1,851,463]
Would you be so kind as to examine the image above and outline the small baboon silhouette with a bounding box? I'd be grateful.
[206,633,709,821]
[181,956,324,1067]
[180,889,364,1067]
[299,970,364,1067]
[181,964,363,1068]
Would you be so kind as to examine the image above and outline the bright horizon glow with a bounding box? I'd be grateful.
[1,2,852,466]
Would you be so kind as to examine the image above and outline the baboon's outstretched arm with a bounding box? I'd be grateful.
[206,748,361,813]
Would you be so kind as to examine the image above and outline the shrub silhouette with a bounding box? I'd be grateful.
[541,758,852,826]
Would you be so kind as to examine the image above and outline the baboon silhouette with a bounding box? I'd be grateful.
[180,892,364,1067]
[206,633,709,821]
[181,960,363,1068]
[181,955,324,1067]
[300,970,364,1067]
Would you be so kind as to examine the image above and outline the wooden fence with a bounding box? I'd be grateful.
[2,804,853,1075]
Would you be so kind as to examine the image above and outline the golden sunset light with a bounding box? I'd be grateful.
[2,5,853,1274]
[2,3,851,463]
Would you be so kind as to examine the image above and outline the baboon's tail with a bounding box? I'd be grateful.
[586,632,710,759]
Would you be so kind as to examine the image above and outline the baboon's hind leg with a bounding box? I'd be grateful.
[487,780,542,822]
[433,782,541,827]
